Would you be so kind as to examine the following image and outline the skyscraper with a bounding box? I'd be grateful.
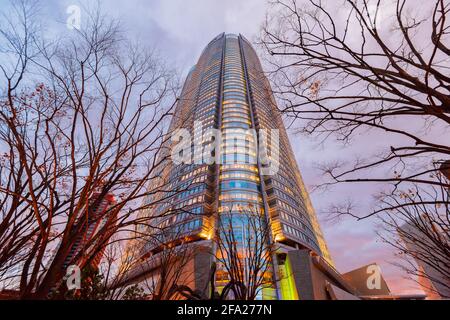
[126,33,334,300]
[62,193,117,271]
[399,220,450,299]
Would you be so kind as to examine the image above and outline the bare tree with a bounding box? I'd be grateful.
[214,205,276,300]
[378,177,450,298]
[141,227,197,300]
[260,0,450,296]
[62,236,146,300]
[260,0,450,219]
[0,1,181,299]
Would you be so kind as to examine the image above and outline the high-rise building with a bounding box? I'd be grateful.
[62,193,117,271]
[126,33,335,300]
[399,220,450,299]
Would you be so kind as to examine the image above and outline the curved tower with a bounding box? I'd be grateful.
[127,34,333,300]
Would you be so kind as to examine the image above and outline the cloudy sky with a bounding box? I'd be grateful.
[1,0,423,294]
[38,0,271,75]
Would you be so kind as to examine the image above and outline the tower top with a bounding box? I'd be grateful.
[225,33,239,39]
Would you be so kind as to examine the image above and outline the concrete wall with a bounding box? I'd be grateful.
[287,249,356,300]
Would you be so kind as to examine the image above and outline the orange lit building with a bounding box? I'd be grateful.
[121,34,411,300]
[62,193,117,271]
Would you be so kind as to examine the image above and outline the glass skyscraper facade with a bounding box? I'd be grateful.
[132,33,333,300]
